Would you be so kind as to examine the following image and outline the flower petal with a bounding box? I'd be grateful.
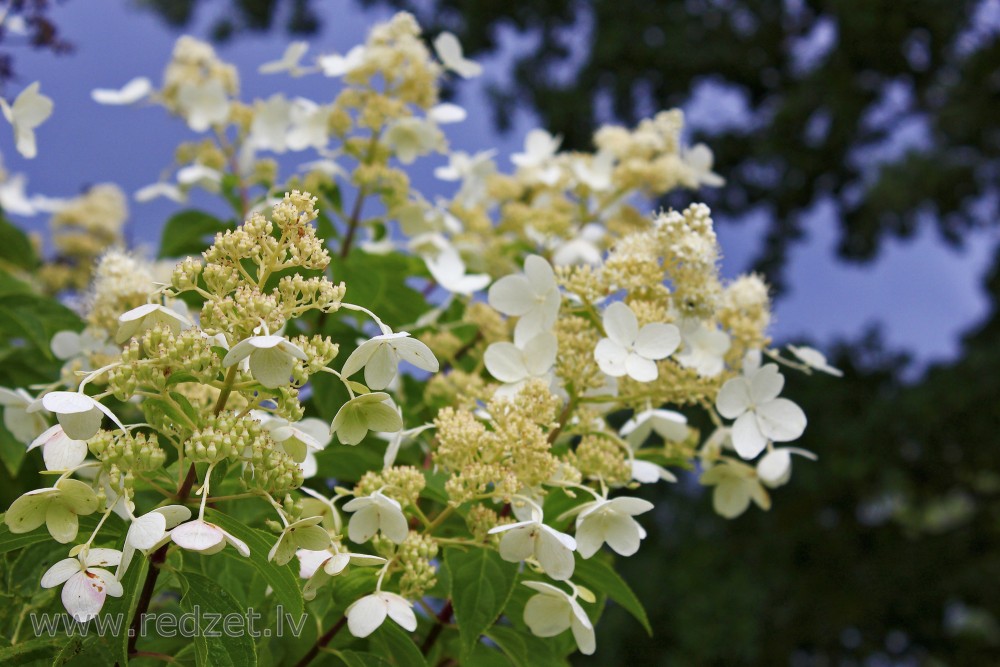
[731,411,768,459]
[535,528,576,581]
[41,558,81,588]
[393,336,439,373]
[171,520,224,552]
[497,526,535,563]
[524,593,571,637]
[602,302,639,347]
[755,399,807,443]
[749,364,784,404]
[488,274,534,316]
[41,435,88,471]
[347,505,380,544]
[716,377,752,419]
[364,343,397,390]
[249,347,296,388]
[625,354,658,382]
[713,479,751,519]
[602,514,642,557]
[5,489,55,534]
[523,254,556,293]
[127,513,167,550]
[363,402,404,434]
[634,323,680,360]
[484,342,528,383]
[384,593,417,632]
[757,448,792,487]
[62,571,107,622]
[46,502,81,543]
[522,332,557,377]
[346,594,388,638]
[594,339,627,377]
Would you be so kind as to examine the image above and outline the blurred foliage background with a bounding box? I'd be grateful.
[5,0,1000,663]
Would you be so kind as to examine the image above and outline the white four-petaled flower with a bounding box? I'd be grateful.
[700,461,770,519]
[676,321,731,378]
[222,335,308,389]
[343,491,408,544]
[522,581,595,655]
[345,591,417,638]
[594,302,680,382]
[5,479,98,543]
[573,497,653,558]
[170,519,250,557]
[119,505,192,576]
[330,393,404,445]
[41,549,123,622]
[384,117,444,165]
[424,245,490,296]
[28,424,88,471]
[1,81,53,158]
[268,516,331,565]
[680,143,725,187]
[300,548,386,600]
[176,80,230,132]
[715,363,807,459]
[0,386,47,443]
[488,254,561,344]
[756,447,817,488]
[619,408,688,448]
[511,129,561,169]
[433,32,482,79]
[41,391,125,440]
[341,332,439,390]
[116,303,192,344]
[484,331,557,397]
[259,41,311,76]
[255,414,330,478]
[488,513,577,580]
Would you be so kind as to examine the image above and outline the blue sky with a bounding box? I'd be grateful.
[3,0,996,367]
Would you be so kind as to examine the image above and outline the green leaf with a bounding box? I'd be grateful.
[178,571,257,667]
[96,547,149,665]
[158,210,231,259]
[203,508,304,619]
[573,555,651,635]
[0,423,25,477]
[0,293,82,358]
[368,620,427,666]
[332,250,428,328]
[444,547,519,661]
[0,637,59,662]
[0,216,37,270]
[338,651,394,667]
[486,625,568,667]
[0,513,102,555]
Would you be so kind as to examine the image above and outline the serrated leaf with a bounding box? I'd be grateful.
[445,547,519,661]
[178,571,257,667]
[203,508,304,619]
[574,555,651,635]
[0,637,59,662]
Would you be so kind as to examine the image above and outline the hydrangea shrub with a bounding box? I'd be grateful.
[0,12,839,665]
